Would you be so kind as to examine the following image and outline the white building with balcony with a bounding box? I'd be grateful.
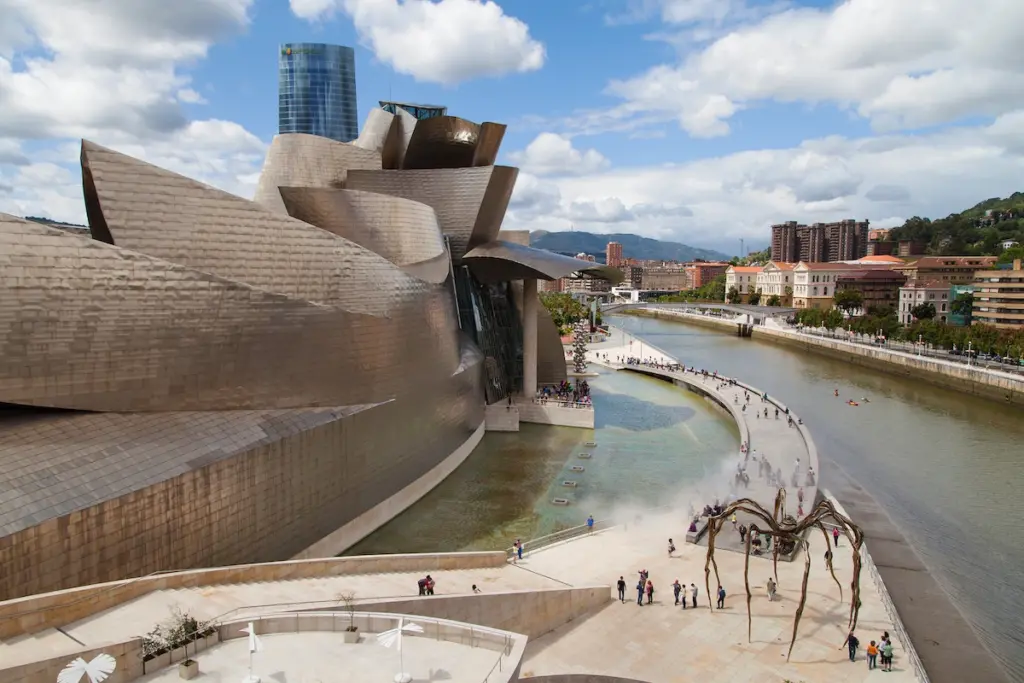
[898,280,950,324]
[724,265,762,302]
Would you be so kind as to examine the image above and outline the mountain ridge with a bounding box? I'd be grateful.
[529,230,730,263]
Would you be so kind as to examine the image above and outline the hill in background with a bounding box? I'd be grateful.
[888,191,1024,256]
[530,230,730,263]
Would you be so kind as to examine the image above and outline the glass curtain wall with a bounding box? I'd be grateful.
[279,43,358,143]
[454,266,522,404]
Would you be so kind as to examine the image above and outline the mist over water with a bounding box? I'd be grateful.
[345,366,739,554]
[611,314,1024,683]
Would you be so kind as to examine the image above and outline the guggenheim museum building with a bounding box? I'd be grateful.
[0,103,621,601]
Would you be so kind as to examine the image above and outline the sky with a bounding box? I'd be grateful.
[1,0,1022,256]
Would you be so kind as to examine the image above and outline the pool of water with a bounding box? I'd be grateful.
[344,366,739,554]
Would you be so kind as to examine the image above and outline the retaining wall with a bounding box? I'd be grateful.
[356,585,610,640]
[517,402,595,429]
[0,552,506,640]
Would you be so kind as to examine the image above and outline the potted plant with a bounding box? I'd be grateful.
[337,592,359,643]
[168,606,202,679]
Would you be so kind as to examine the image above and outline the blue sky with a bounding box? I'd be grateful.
[0,0,1022,255]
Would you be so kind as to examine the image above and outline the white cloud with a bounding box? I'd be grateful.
[507,133,610,176]
[290,0,545,85]
[0,0,268,224]
[504,112,1024,252]
[177,88,208,104]
[592,0,1024,137]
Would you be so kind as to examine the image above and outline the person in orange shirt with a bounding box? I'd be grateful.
[866,640,879,670]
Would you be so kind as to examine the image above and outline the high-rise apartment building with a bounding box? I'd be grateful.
[770,219,870,263]
[606,241,623,267]
[279,43,359,142]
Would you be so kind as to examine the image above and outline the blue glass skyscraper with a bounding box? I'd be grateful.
[279,43,358,143]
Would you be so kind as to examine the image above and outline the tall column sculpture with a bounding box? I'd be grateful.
[522,278,538,398]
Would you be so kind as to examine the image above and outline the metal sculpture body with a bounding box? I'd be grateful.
[703,490,864,661]
[377,619,425,683]
[57,654,116,683]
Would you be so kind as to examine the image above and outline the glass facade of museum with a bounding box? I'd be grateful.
[380,101,448,120]
[279,43,358,143]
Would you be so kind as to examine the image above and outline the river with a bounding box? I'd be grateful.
[611,313,1024,683]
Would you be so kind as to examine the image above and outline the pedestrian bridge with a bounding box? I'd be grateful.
[603,302,798,317]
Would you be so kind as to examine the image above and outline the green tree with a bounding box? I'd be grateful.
[795,308,825,327]
[697,273,727,302]
[766,294,782,306]
[998,245,1024,264]
[823,308,845,330]
[748,288,762,306]
[910,302,936,320]
[833,288,863,314]
[951,291,974,317]
[727,286,741,304]
[539,292,587,334]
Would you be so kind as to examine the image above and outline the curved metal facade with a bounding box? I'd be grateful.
[0,103,622,600]
[464,239,626,283]
[278,187,450,284]
[254,133,381,213]
[346,166,518,261]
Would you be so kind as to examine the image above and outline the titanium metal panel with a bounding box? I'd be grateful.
[254,133,381,214]
[345,166,518,261]
[464,240,626,284]
[278,187,449,283]
[402,116,480,170]
[353,108,404,170]
[0,214,459,411]
[472,122,507,167]
[0,345,484,598]
[82,140,423,316]
[390,106,419,170]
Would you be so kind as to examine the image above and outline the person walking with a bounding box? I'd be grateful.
[617,576,626,603]
[636,580,645,606]
[866,640,879,669]
[842,631,860,662]
[517,540,524,562]
[668,538,676,557]
[739,524,747,544]
[512,540,519,564]
[690,583,698,608]
[672,579,682,605]
[833,526,841,547]
[716,585,726,609]
[766,578,776,602]
[645,580,654,604]
[587,515,595,532]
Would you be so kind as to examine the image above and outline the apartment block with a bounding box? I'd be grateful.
[770,219,870,263]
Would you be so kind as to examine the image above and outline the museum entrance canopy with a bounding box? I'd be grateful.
[463,240,625,284]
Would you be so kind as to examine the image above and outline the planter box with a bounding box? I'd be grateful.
[179,660,199,680]
[343,628,360,644]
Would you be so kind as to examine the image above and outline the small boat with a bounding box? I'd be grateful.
[847,400,859,406]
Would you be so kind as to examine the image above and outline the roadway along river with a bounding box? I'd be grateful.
[612,313,1024,683]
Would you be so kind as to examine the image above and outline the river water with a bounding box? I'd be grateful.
[610,314,1024,683]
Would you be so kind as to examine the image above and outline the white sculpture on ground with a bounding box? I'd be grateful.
[57,654,116,683]
[376,619,424,683]
[239,622,264,683]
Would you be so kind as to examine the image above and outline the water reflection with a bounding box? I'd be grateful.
[345,366,737,555]
[612,314,1024,683]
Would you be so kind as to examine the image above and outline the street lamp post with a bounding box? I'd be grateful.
[968,340,973,367]
[918,334,923,358]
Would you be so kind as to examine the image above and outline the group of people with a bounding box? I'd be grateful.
[844,630,896,672]
[615,572,727,610]
[416,575,436,595]
[535,379,591,405]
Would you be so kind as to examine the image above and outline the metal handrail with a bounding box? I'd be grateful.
[859,545,930,682]
[505,519,612,560]
[532,397,594,409]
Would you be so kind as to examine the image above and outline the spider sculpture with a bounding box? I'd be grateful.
[704,489,864,661]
